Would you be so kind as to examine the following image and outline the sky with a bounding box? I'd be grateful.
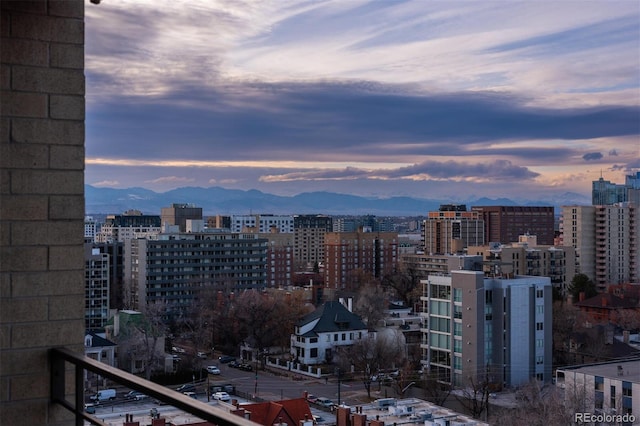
[85,0,640,202]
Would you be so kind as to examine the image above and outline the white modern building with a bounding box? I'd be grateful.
[420,270,552,389]
[231,214,294,233]
[291,300,368,365]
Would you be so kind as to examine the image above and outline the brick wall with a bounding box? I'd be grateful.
[0,1,85,424]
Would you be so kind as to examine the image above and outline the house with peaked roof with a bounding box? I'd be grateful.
[235,398,314,426]
[291,300,368,365]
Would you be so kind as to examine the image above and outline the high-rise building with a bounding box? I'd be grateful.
[560,204,639,290]
[293,215,333,271]
[592,172,640,206]
[96,211,161,243]
[161,203,203,232]
[423,205,485,254]
[230,214,294,233]
[84,216,98,242]
[467,235,577,296]
[125,231,268,310]
[420,271,552,388]
[324,230,398,290]
[260,232,294,288]
[470,206,555,246]
[85,244,110,331]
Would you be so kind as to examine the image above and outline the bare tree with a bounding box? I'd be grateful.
[381,263,422,308]
[492,380,573,426]
[455,369,490,420]
[354,278,387,330]
[421,370,452,406]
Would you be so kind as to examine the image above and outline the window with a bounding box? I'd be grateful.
[595,376,604,391]
[536,322,543,331]
[536,305,544,314]
[622,381,632,397]
[310,348,318,358]
[334,334,338,342]
[610,386,616,409]
[536,356,544,365]
[536,289,544,298]
[454,322,462,336]
[536,339,544,348]
[453,288,462,303]
[342,333,346,341]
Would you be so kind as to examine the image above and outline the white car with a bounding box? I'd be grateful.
[213,391,230,401]
[206,365,221,375]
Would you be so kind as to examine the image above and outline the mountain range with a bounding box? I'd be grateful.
[85,185,591,216]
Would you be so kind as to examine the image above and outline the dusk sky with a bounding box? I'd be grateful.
[85,1,640,202]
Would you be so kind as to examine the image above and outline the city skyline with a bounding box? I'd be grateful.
[86,1,639,202]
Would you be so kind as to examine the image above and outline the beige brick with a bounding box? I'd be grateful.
[49,195,84,220]
[0,349,48,377]
[1,12,9,38]
[0,64,9,90]
[10,270,84,297]
[0,38,49,66]
[12,221,84,246]
[49,1,84,19]
[50,94,84,120]
[50,43,83,69]
[12,320,83,348]
[11,170,83,194]
[0,399,47,425]
[11,373,49,400]
[0,297,48,324]
[0,246,48,272]
[12,117,84,145]
[11,13,83,44]
[0,195,48,220]
[0,117,9,144]
[48,245,83,270]
[0,91,47,118]
[0,325,9,350]
[50,400,78,425]
[49,144,83,170]
[0,222,9,247]
[49,294,83,320]
[0,142,49,169]
[12,66,84,95]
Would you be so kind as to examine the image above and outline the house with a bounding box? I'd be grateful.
[291,300,368,365]
[84,331,116,389]
[234,398,314,426]
[574,293,639,324]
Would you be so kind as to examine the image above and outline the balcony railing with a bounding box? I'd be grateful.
[50,347,259,426]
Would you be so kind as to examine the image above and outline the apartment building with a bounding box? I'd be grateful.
[423,205,485,254]
[420,271,552,388]
[95,211,161,243]
[470,205,555,246]
[85,245,110,331]
[556,359,639,419]
[592,172,640,206]
[84,215,98,242]
[231,214,294,233]
[324,230,398,290]
[293,214,332,272]
[401,253,483,279]
[467,234,577,296]
[125,231,268,310]
[260,232,294,288]
[560,204,639,290]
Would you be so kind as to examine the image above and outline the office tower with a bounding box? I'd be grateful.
[560,204,639,290]
[423,205,485,255]
[593,173,640,206]
[96,210,161,243]
[207,215,232,230]
[421,271,552,388]
[161,203,203,232]
[470,206,555,246]
[1,2,86,423]
[85,216,98,242]
[293,215,333,272]
[324,230,398,290]
[85,245,110,331]
[125,231,268,311]
[230,214,294,233]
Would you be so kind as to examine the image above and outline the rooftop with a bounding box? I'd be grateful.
[557,358,640,383]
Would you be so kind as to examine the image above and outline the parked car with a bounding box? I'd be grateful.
[206,365,221,375]
[315,397,334,408]
[197,351,208,359]
[306,394,318,404]
[228,360,240,368]
[213,391,231,401]
[124,390,148,401]
[175,384,196,393]
[218,355,236,363]
[238,363,253,371]
[84,403,96,414]
[183,391,197,399]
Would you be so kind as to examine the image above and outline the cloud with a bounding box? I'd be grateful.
[608,149,618,156]
[91,180,120,187]
[583,152,603,161]
[144,176,195,185]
